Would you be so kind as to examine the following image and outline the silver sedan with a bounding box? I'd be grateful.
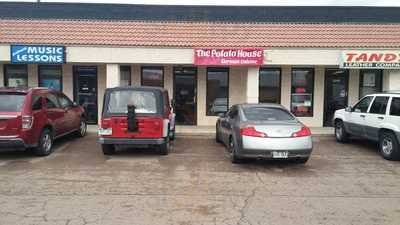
[216,104,313,163]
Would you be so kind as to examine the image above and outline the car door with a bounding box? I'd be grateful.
[218,112,229,145]
[45,93,66,137]
[58,93,79,133]
[226,106,239,142]
[387,97,400,133]
[220,106,235,145]
[346,96,374,136]
[364,96,390,141]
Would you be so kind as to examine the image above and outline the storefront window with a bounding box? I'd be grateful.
[120,66,131,86]
[206,68,229,116]
[359,70,382,98]
[141,67,163,87]
[39,65,62,91]
[291,68,314,117]
[4,64,28,88]
[259,68,281,103]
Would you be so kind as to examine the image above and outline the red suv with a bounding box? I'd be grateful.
[98,86,175,155]
[0,87,87,156]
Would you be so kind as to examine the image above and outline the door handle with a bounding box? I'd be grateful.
[360,115,366,118]
[377,116,384,120]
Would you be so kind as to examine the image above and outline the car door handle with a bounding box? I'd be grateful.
[377,116,384,120]
[360,115,366,118]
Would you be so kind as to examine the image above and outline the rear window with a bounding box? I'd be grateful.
[0,93,26,112]
[243,107,295,121]
[107,90,157,114]
[390,97,400,116]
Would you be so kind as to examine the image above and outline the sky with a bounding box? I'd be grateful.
[2,0,400,6]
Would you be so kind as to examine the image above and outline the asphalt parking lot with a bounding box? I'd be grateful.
[0,131,399,225]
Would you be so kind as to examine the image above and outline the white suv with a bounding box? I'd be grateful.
[334,93,400,160]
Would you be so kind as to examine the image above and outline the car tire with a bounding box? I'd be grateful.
[102,144,115,155]
[216,125,222,143]
[335,120,349,143]
[294,157,309,164]
[229,137,242,164]
[379,131,400,161]
[33,128,53,156]
[76,118,87,138]
[159,137,170,155]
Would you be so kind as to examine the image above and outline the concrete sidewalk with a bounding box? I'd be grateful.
[176,125,334,136]
[89,125,334,136]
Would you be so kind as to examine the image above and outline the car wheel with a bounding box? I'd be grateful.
[33,128,53,156]
[216,124,222,143]
[379,131,400,160]
[294,157,309,164]
[76,118,87,138]
[335,120,349,143]
[102,144,115,155]
[159,136,170,155]
[229,137,242,164]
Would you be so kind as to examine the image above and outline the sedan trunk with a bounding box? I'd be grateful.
[246,120,303,138]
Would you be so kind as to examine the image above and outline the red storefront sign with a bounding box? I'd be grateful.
[194,48,264,66]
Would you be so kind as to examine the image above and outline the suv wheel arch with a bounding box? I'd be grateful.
[378,129,400,160]
[42,124,54,137]
[335,119,349,142]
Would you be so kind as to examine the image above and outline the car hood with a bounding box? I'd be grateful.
[335,108,345,114]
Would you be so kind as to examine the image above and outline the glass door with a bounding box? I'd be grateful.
[173,67,197,125]
[73,66,98,124]
[324,69,349,126]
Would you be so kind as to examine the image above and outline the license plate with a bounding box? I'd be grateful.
[98,128,112,136]
[272,151,288,158]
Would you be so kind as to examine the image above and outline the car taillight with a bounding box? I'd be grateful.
[291,126,311,138]
[22,115,33,129]
[240,127,267,138]
[101,118,111,129]
[153,118,164,132]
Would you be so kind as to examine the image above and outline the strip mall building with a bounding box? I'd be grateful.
[1,3,400,127]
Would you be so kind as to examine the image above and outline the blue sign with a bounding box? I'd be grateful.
[11,45,65,64]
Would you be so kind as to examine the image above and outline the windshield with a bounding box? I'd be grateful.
[0,93,26,112]
[243,107,295,121]
[107,90,157,114]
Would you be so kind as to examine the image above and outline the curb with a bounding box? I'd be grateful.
[176,133,334,137]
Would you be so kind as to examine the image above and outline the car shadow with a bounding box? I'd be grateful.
[0,133,79,160]
[111,144,174,157]
[237,158,309,167]
[230,158,319,177]
[344,137,380,155]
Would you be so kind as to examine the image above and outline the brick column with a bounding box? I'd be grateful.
[246,67,259,103]
[28,64,38,87]
[131,64,141,86]
[0,64,3,87]
[106,64,120,88]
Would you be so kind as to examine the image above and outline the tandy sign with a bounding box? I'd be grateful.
[340,51,400,69]
[11,45,65,64]
[194,48,264,66]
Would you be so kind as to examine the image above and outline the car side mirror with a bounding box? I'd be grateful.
[345,106,353,112]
